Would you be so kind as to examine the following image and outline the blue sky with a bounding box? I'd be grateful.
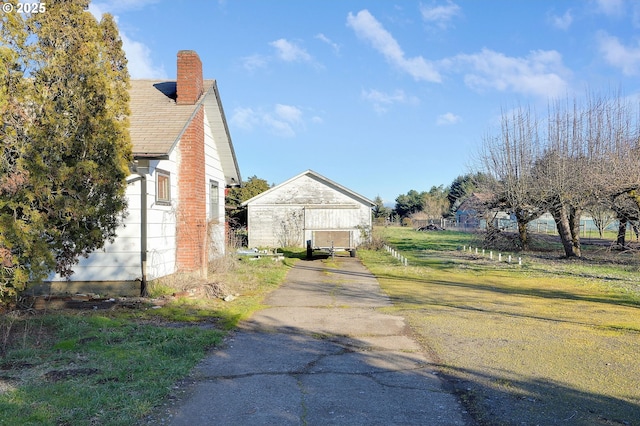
[90,0,640,204]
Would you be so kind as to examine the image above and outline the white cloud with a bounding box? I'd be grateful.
[89,1,167,79]
[120,33,167,78]
[419,1,461,29]
[315,33,340,54]
[275,104,303,123]
[450,48,570,98]
[346,9,441,83]
[594,0,625,17]
[596,31,640,76]
[242,38,321,73]
[270,38,312,63]
[241,54,269,72]
[361,89,418,113]
[230,107,260,131]
[548,9,573,30]
[262,114,297,138]
[231,104,311,138]
[436,112,461,125]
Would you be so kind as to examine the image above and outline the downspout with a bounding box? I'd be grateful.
[126,172,148,297]
[140,174,148,297]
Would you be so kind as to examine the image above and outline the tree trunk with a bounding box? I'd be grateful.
[617,218,627,246]
[517,218,529,250]
[550,203,579,258]
[569,207,582,258]
[514,209,544,251]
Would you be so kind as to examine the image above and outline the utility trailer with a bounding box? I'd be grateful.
[307,230,357,259]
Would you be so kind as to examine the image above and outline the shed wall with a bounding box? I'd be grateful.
[246,174,372,248]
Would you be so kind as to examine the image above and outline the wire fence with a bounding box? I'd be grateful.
[408,215,639,242]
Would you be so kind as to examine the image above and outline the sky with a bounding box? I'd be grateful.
[88,0,640,205]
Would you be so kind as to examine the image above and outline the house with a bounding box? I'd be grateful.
[456,193,510,229]
[242,170,374,250]
[39,50,241,296]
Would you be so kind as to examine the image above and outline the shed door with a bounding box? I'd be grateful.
[304,205,359,229]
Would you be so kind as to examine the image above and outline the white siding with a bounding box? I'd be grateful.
[248,205,305,248]
[204,108,227,258]
[247,173,372,248]
[254,174,358,205]
[146,154,178,279]
[47,152,180,282]
[304,206,362,229]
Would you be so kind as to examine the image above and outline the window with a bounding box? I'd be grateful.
[210,180,219,220]
[156,170,171,205]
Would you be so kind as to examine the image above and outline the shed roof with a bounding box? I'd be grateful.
[129,79,241,186]
[242,170,375,207]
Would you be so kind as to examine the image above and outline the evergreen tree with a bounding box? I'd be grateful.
[226,176,271,228]
[394,190,425,218]
[0,0,132,301]
[448,172,490,213]
[372,196,391,222]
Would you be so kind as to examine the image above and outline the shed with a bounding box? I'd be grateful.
[456,192,510,229]
[242,170,374,249]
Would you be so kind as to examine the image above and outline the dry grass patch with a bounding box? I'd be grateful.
[360,232,640,426]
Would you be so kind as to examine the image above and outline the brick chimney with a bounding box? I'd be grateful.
[176,50,203,105]
[175,50,207,277]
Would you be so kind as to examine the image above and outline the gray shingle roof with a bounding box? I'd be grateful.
[129,79,213,157]
[129,79,241,185]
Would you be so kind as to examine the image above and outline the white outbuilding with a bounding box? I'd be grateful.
[242,170,374,250]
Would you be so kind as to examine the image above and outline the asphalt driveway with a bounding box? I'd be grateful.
[154,255,472,425]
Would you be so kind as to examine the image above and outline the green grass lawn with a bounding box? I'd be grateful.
[0,255,297,426]
[361,226,640,425]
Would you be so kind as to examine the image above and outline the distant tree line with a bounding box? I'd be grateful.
[372,172,488,226]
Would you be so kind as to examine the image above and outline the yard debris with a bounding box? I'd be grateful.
[25,281,241,312]
[417,224,444,231]
[29,294,120,310]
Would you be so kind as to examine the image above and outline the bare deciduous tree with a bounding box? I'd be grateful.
[478,92,640,257]
[535,93,640,257]
[478,105,544,250]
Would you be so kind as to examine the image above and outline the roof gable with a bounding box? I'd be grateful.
[242,170,375,207]
[129,79,241,185]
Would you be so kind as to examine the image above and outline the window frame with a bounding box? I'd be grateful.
[209,180,220,220]
[156,169,171,205]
